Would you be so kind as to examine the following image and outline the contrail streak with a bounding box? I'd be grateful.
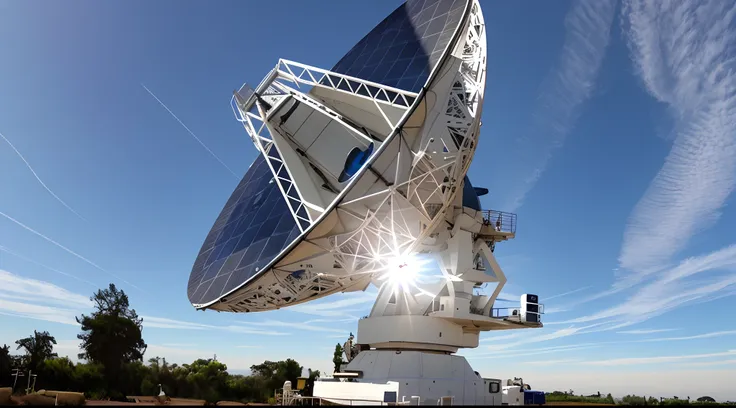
[0,211,143,292]
[0,244,98,288]
[0,131,86,221]
[141,84,240,179]
[546,285,592,301]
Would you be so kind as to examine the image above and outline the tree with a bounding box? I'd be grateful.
[73,362,106,397]
[302,368,321,397]
[181,358,230,403]
[15,330,57,371]
[76,283,147,398]
[697,396,716,403]
[224,373,267,403]
[622,395,647,406]
[0,344,11,385]
[250,359,303,399]
[333,343,345,373]
[38,357,76,392]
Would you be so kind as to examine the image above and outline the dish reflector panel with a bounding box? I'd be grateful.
[187,155,301,305]
[331,0,468,93]
[188,0,476,309]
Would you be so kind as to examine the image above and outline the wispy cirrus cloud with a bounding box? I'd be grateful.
[0,270,292,336]
[477,329,736,360]
[0,303,81,326]
[147,317,345,342]
[523,286,592,316]
[503,0,618,210]
[543,307,571,314]
[678,359,736,367]
[0,130,85,221]
[511,351,736,367]
[0,244,98,287]
[468,343,604,360]
[228,325,291,336]
[286,292,375,318]
[479,332,526,343]
[0,269,91,325]
[555,2,736,325]
[0,269,91,308]
[582,350,736,366]
[481,324,607,352]
[235,319,348,334]
[617,0,736,283]
[140,315,290,336]
[0,211,141,292]
[303,318,356,325]
[495,292,522,302]
[520,359,580,366]
[635,330,736,342]
[617,328,679,334]
[139,316,212,330]
[550,245,736,329]
[471,329,736,363]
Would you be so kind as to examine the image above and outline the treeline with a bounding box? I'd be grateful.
[545,390,615,404]
[546,391,736,406]
[0,284,319,403]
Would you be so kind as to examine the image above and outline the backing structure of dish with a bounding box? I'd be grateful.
[187,0,489,313]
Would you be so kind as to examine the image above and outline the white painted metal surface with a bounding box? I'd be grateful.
[502,386,524,406]
[203,0,489,313]
[312,380,400,406]
[216,0,545,405]
[313,351,502,406]
[309,2,543,404]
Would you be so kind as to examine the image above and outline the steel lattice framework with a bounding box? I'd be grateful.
[205,0,494,313]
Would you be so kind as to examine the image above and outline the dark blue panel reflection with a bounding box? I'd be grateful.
[331,0,468,93]
[187,154,301,305]
[339,142,374,183]
[462,175,481,211]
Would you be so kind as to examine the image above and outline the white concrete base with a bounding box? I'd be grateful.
[313,350,502,405]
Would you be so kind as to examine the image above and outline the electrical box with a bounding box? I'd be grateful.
[520,294,540,323]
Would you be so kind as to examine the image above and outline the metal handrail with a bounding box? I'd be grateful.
[482,210,516,234]
[489,305,545,318]
[468,306,544,318]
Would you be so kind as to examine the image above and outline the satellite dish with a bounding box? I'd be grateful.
[187,0,543,404]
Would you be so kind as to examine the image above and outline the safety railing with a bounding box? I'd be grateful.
[488,305,544,318]
[482,210,516,234]
[469,306,485,316]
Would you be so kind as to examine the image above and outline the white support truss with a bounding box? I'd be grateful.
[321,0,489,286]
[230,59,421,235]
[214,0,519,322]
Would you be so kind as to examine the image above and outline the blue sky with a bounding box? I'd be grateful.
[2,0,736,401]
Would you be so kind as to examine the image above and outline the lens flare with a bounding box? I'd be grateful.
[375,254,443,297]
[386,258,419,291]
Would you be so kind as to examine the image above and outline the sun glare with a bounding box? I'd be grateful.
[383,257,420,291]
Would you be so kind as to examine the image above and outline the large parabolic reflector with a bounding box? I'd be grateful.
[188,0,486,311]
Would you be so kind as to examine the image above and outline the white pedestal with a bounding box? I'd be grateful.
[313,350,502,405]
